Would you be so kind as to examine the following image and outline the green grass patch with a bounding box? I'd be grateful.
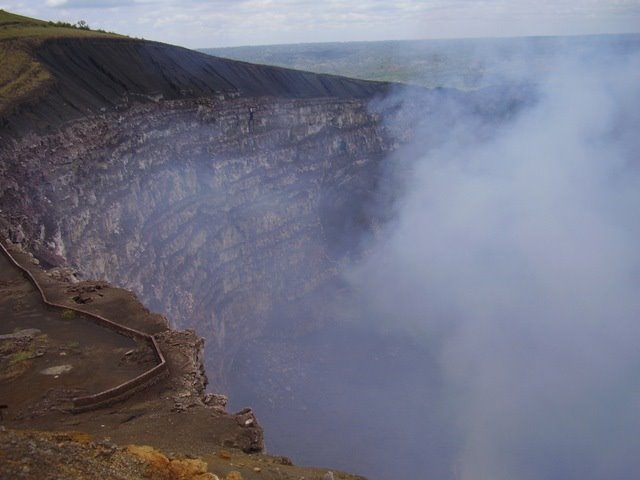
[0,42,51,111]
[9,350,31,364]
[0,9,124,41]
[66,340,82,354]
[0,9,127,115]
[61,309,76,320]
[1,349,33,381]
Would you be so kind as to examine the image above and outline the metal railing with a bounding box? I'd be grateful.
[0,241,168,412]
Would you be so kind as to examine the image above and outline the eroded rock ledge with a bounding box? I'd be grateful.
[0,93,406,387]
[0,240,262,449]
[0,245,362,480]
[1,239,367,479]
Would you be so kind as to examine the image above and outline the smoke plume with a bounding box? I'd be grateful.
[348,45,640,479]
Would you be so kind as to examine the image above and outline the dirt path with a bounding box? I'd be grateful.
[0,245,365,480]
[0,251,155,418]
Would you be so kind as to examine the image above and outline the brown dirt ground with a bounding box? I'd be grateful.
[0,242,365,480]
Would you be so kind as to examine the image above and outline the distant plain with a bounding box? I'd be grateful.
[202,34,640,89]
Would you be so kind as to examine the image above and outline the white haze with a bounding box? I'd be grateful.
[349,49,640,479]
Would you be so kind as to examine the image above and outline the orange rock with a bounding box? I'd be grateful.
[127,444,218,479]
[169,457,209,478]
[217,450,232,460]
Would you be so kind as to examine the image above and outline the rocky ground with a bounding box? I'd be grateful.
[0,241,362,480]
[0,428,361,480]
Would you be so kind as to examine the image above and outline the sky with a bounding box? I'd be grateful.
[1,0,639,48]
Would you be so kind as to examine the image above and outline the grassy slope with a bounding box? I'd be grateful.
[0,9,123,41]
[0,10,124,114]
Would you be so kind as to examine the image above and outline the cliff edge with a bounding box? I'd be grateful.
[0,239,363,480]
[0,9,384,479]
[0,9,389,136]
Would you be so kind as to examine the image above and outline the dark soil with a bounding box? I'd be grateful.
[1,35,390,136]
[0,252,155,417]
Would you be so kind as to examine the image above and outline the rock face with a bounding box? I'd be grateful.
[1,241,265,460]
[1,36,389,136]
[0,34,525,386]
[0,90,403,386]
[0,31,532,478]
[2,39,469,387]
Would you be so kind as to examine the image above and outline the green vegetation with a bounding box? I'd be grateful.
[0,42,51,111]
[201,39,491,89]
[9,350,31,365]
[66,340,82,354]
[61,309,76,320]
[0,9,125,115]
[203,34,640,90]
[0,9,123,41]
[0,345,34,381]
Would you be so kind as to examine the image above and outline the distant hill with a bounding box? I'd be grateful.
[202,34,640,90]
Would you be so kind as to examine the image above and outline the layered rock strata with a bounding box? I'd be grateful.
[0,93,402,386]
[0,30,534,478]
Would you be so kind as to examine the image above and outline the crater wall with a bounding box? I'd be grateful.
[0,93,404,386]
